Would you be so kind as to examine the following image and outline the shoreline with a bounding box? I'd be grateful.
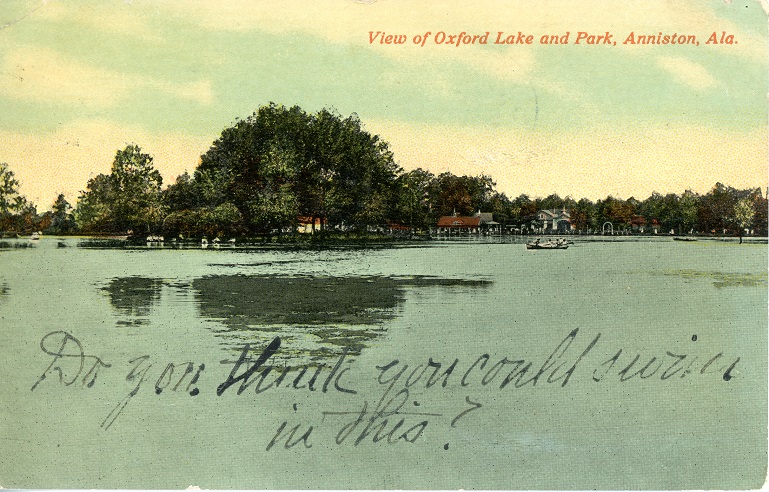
[1,233,765,250]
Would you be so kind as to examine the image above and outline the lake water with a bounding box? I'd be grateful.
[0,236,766,489]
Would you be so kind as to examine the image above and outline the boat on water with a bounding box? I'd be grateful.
[673,237,697,242]
[526,239,569,250]
[29,231,42,240]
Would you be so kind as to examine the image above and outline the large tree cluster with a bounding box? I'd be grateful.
[0,104,766,239]
[183,104,401,234]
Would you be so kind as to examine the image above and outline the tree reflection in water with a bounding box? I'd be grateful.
[101,274,491,362]
[102,276,163,325]
[192,275,491,362]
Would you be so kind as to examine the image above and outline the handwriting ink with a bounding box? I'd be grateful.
[593,350,622,382]
[461,354,489,387]
[700,353,722,374]
[101,355,153,430]
[31,331,112,391]
[155,361,192,394]
[660,352,687,380]
[722,358,740,381]
[153,361,205,395]
[217,338,356,396]
[266,421,314,451]
[333,392,430,446]
[593,349,739,383]
[187,363,205,395]
[384,329,599,391]
[31,328,743,437]
[217,336,281,396]
[450,396,482,428]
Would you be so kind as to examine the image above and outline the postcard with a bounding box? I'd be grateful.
[0,0,767,489]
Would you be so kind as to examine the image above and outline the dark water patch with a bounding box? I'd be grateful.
[305,325,386,357]
[0,281,8,300]
[394,275,493,288]
[0,241,35,249]
[102,276,164,318]
[208,323,390,364]
[78,238,130,248]
[193,275,492,327]
[207,259,305,268]
[661,269,767,288]
[116,319,150,326]
[167,280,192,290]
[193,275,407,326]
[192,274,491,361]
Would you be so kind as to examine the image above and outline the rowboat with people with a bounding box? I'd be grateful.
[526,238,570,250]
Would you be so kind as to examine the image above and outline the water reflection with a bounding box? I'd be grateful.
[663,269,768,288]
[191,274,492,361]
[0,240,35,250]
[102,277,163,324]
[101,273,491,360]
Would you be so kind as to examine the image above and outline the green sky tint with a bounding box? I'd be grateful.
[0,0,766,203]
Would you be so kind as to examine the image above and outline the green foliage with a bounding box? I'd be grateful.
[595,196,634,228]
[48,194,76,234]
[193,103,400,234]
[734,197,756,232]
[162,172,200,212]
[570,198,595,232]
[111,145,164,232]
[0,163,47,233]
[74,174,116,233]
[752,194,768,235]
[41,104,769,240]
[390,168,435,231]
[430,172,495,217]
[0,163,21,217]
[75,145,164,233]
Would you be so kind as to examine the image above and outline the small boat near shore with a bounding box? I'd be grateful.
[673,237,697,242]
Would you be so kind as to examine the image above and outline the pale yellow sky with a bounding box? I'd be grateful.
[0,0,766,207]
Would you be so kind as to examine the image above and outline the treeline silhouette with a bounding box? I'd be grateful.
[0,104,766,238]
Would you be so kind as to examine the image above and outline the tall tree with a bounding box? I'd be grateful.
[752,192,768,236]
[75,145,164,233]
[734,196,756,243]
[570,198,595,232]
[49,193,75,234]
[678,190,700,235]
[698,183,738,234]
[0,162,21,218]
[392,168,436,231]
[0,163,43,232]
[163,172,201,212]
[111,145,164,232]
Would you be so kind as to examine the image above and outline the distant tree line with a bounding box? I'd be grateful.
[0,162,76,235]
[0,103,766,238]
